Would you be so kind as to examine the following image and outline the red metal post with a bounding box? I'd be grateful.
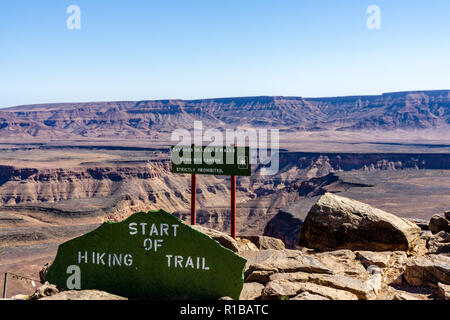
[2,272,7,299]
[191,173,197,225]
[230,176,236,239]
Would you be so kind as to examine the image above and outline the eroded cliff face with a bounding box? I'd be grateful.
[1,152,449,214]
[1,90,449,138]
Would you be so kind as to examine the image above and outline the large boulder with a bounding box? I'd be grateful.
[429,215,450,234]
[426,231,450,255]
[298,193,421,252]
[404,254,450,287]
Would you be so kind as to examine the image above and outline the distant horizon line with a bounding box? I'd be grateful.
[2,88,450,110]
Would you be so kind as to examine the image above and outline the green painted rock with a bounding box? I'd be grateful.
[46,210,247,299]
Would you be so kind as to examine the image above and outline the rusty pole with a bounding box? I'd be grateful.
[191,172,197,225]
[191,144,197,225]
[2,272,7,299]
[230,174,236,239]
[230,144,237,239]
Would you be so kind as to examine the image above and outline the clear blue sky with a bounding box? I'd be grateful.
[1,0,450,108]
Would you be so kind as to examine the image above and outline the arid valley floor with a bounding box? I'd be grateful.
[1,133,450,297]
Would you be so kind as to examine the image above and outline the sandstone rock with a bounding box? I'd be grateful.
[437,282,450,300]
[269,272,311,283]
[426,231,450,255]
[311,273,379,300]
[192,225,243,253]
[298,193,421,252]
[269,270,380,300]
[237,239,259,252]
[406,218,429,231]
[392,291,421,300]
[313,250,367,277]
[445,211,450,221]
[240,282,264,300]
[291,292,330,300]
[240,236,285,250]
[356,251,392,268]
[404,254,450,287]
[262,280,357,300]
[40,290,128,300]
[261,280,303,299]
[39,263,49,284]
[429,215,450,234]
[420,230,432,240]
[29,282,60,300]
[244,264,278,284]
[240,249,332,275]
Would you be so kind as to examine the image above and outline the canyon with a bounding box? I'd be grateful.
[0,90,449,298]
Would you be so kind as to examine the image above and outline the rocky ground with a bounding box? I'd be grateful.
[4,193,449,301]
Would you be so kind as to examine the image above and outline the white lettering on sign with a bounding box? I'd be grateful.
[143,238,164,252]
[165,255,210,270]
[77,251,133,267]
[129,222,179,237]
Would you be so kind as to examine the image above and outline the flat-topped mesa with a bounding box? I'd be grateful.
[298,193,421,252]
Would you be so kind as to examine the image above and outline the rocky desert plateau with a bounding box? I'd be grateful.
[0,90,450,300]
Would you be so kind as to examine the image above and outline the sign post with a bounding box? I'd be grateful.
[171,145,250,239]
[191,172,197,225]
[2,272,7,299]
[230,174,236,239]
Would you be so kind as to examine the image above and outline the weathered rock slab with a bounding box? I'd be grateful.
[40,290,128,300]
[404,254,450,287]
[356,251,392,268]
[298,193,421,252]
[192,225,242,253]
[262,280,358,300]
[291,292,330,300]
[29,282,60,300]
[244,264,278,284]
[313,250,367,277]
[426,231,450,255]
[269,270,380,300]
[437,282,450,300]
[239,282,264,300]
[392,291,421,300]
[429,215,450,234]
[445,211,450,221]
[240,236,285,250]
[240,249,332,275]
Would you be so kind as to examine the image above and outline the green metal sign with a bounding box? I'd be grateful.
[46,210,247,299]
[171,145,251,176]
